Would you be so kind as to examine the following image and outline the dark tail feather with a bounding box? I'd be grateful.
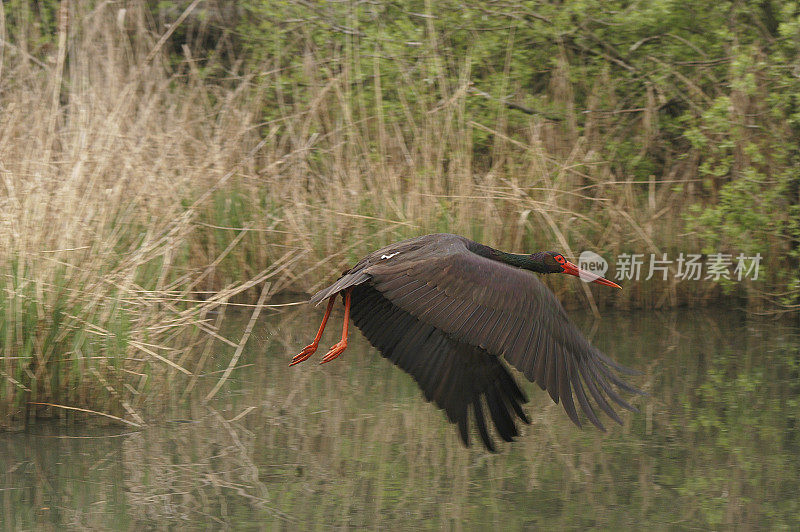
[310,272,371,305]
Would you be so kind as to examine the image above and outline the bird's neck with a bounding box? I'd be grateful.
[470,243,549,273]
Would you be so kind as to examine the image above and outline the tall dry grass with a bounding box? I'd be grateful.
[0,1,295,426]
[0,1,757,424]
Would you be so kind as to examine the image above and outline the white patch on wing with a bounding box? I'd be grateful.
[380,252,400,260]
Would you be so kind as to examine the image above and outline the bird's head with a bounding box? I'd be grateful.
[537,251,622,289]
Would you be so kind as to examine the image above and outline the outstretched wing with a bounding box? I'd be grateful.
[349,284,529,451]
[363,238,640,431]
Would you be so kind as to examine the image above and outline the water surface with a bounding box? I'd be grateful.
[2,307,799,529]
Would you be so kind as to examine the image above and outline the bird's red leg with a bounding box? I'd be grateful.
[290,295,336,366]
[320,289,351,364]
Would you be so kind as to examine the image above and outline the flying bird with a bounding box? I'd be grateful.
[291,233,640,451]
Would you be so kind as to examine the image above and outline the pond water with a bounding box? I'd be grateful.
[2,306,799,529]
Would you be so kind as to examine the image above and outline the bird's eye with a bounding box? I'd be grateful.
[554,255,566,264]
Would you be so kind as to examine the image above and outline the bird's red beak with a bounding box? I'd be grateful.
[561,261,622,289]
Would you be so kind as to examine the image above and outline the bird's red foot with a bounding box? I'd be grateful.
[289,343,319,366]
[320,340,347,364]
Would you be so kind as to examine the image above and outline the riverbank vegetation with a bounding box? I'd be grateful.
[1,0,798,424]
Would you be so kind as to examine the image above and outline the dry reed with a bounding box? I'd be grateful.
[0,1,766,424]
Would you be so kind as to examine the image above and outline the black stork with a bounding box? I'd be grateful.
[291,233,640,451]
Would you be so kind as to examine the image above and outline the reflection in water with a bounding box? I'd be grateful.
[1,308,799,528]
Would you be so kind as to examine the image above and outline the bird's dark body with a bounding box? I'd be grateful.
[309,233,639,451]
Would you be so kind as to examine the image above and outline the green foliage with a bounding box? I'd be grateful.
[684,22,800,303]
[230,0,800,304]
